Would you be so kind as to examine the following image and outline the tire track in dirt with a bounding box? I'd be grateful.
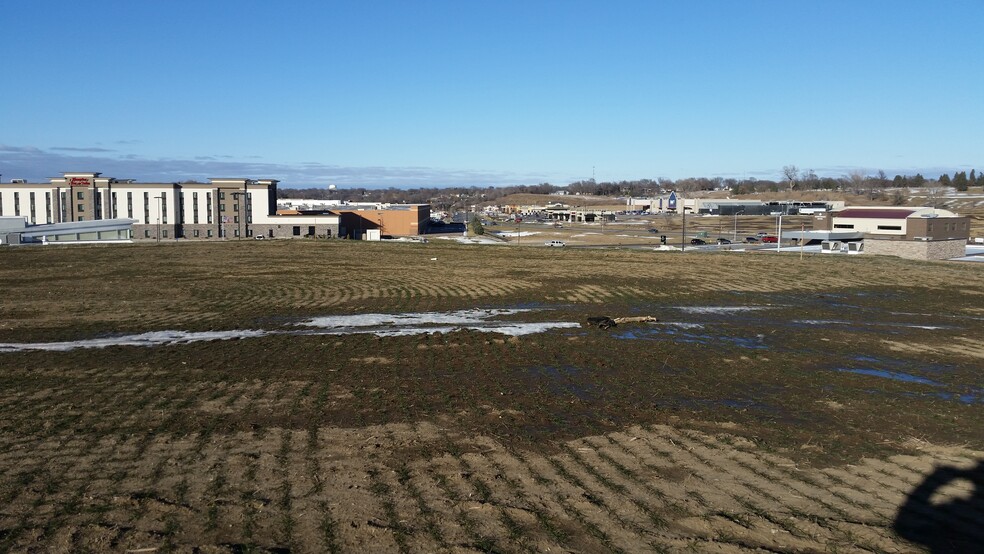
[2,420,982,552]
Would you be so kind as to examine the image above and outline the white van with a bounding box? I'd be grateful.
[545,240,566,247]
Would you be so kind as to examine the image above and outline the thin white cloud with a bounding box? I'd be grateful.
[0,144,553,187]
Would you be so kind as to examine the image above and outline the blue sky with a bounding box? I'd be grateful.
[1,1,981,187]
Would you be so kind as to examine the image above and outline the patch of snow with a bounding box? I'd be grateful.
[300,309,527,329]
[495,231,539,237]
[1,309,587,353]
[0,329,269,353]
[676,306,772,314]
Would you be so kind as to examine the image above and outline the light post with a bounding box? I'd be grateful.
[681,208,686,252]
[776,212,783,253]
[733,210,744,242]
[153,195,162,244]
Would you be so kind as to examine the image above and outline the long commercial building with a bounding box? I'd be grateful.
[0,172,429,241]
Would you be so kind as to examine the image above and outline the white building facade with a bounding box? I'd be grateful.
[0,173,340,241]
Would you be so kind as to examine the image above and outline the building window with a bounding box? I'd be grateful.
[127,192,133,219]
[144,192,150,224]
[45,192,52,223]
[162,230,168,238]
[145,230,151,238]
[219,191,225,200]
[60,191,67,221]
[78,216,84,222]
[29,192,36,223]
[77,204,85,212]
[14,192,19,216]
[77,191,84,200]
[193,192,199,224]
[308,226,316,236]
[876,225,902,231]
[206,192,213,224]
[94,191,101,219]
[219,203,226,212]
[234,228,240,237]
[833,223,854,229]
[161,192,168,224]
[293,226,301,236]
[207,229,213,237]
[234,216,239,224]
[0,192,3,216]
[111,192,118,218]
[193,229,200,237]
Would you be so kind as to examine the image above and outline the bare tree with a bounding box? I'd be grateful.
[782,165,798,190]
[847,170,867,195]
[925,185,948,208]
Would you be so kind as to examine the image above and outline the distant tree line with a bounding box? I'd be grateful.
[277,167,982,206]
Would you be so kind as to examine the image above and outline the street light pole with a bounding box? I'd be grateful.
[154,195,162,244]
[776,213,783,253]
[733,210,743,242]
[681,208,686,252]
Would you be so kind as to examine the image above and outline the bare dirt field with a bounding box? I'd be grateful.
[1,240,982,552]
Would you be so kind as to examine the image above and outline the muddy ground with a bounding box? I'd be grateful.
[0,241,982,552]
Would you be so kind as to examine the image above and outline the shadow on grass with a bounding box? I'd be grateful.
[894,461,984,553]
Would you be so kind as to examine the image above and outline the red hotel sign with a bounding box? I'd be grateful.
[69,177,92,187]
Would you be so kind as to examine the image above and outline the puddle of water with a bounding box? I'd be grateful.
[837,368,943,386]
[852,355,954,374]
[926,391,984,404]
[613,325,768,350]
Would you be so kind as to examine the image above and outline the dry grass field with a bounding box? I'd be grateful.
[1,240,982,553]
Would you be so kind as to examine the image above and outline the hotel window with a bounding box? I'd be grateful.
[193,229,200,238]
[77,191,84,200]
[193,192,199,223]
[14,192,20,216]
[111,192,118,218]
[94,191,101,219]
[234,216,239,224]
[29,192,36,223]
[206,192,213,223]
[60,192,68,221]
[77,204,85,213]
[46,193,52,223]
[219,191,225,200]
[162,230,168,238]
[234,228,240,237]
[144,192,150,224]
[0,192,3,215]
[161,192,168,224]
[127,192,133,218]
[207,229,213,237]
[145,230,151,238]
[219,203,226,212]
[233,203,239,212]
